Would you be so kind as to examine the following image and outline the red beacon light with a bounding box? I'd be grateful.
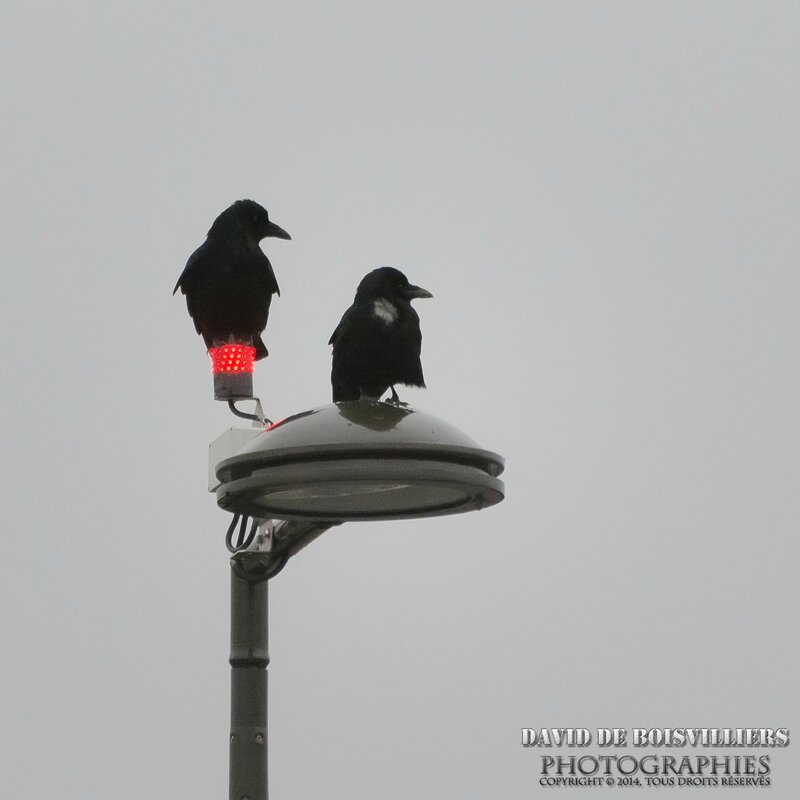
[209,343,256,401]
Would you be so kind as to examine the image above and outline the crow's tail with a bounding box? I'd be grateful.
[254,336,269,360]
[331,381,360,402]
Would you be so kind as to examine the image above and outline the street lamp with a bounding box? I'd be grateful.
[210,399,505,799]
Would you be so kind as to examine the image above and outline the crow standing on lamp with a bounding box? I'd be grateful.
[329,267,433,403]
[173,199,291,359]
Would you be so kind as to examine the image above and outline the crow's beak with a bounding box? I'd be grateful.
[265,220,292,240]
[404,284,433,300]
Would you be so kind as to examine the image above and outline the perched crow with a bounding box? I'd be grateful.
[329,267,433,402]
[173,199,290,359]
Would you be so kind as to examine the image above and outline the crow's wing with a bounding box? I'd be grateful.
[330,301,424,399]
[172,241,206,296]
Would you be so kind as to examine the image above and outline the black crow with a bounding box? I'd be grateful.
[173,199,290,359]
[329,267,433,402]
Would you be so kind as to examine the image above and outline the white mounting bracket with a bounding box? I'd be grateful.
[240,519,289,554]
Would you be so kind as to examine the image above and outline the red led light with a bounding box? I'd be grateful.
[209,344,256,374]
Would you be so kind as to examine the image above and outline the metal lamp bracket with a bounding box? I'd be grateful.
[227,396,269,426]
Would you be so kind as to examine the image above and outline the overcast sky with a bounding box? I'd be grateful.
[2,2,798,798]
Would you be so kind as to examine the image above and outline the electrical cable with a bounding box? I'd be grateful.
[225,513,260,553]
[225,514,242,553]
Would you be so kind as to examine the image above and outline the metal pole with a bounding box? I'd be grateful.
[230,559,269,800]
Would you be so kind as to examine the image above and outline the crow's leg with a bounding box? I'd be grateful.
[387,386,408,406]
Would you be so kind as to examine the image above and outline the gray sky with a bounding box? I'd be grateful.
[2,2,798,798]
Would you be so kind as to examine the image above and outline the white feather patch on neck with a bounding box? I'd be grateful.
[373,298,399,324]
